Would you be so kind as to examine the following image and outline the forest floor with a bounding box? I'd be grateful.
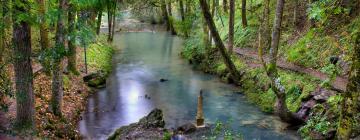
[0,47,92,139]
[233,47,348,92]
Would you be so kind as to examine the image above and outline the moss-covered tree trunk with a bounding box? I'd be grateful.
[337,30,360,140]
[228,0,235,54]
[12,0,35,131]
[161,0,170,30]
[223,0,228,13]
[178,0,185,21]
[241,0,247,28]
[199,0,242,83]
[67,6,79,75]
[167,0,177,35]
[96,10,102,35]
[38,0,50,50]
[263,0,271,50]
[266,0,303,123]
[51,0,67,116]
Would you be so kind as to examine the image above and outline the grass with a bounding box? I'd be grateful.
[85,35,114,75]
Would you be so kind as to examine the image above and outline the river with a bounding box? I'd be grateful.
[78,31,299,139]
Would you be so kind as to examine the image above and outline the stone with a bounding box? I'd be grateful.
[160,78,169,82]
[176,123,197,134]
[83,71,107,89]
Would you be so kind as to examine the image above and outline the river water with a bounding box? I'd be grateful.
[78,31,299,140]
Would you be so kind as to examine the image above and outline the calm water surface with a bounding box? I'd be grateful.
[78,32,299,140]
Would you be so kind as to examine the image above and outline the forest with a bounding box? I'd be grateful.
[0,0,359,139]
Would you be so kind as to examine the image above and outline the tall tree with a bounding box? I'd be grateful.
[260,0,302,123]
[241,0,247,28]
[228,0,235,54]
[38,0,50,50]
[199,0,242,83]
[178,0,185,21]
[67,4,79,75]
[96,9,103,35]
[223,0,228,13]
[337,30,360,140]
[167,0,177,35]
[51,0,67,116]
[12,0,35,130]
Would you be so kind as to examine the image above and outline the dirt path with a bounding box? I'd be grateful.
[233,47,348,92]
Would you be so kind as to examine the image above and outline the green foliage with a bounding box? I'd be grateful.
[285,29,341,69]
[308,0,350,25]
[86,35,114,75]
[205,120,243,140]
[162,131,171,140]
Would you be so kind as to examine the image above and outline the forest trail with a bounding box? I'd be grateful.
[233,47,348,92]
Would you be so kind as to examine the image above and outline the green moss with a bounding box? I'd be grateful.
[63,75,70,89]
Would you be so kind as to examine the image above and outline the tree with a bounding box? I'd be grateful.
[12,0,35,131]
[223,0,228,13]
[167,0,177,35]
[96,9,103,35]
[38,0,50,50]
[67,4,79,75]
[228,0,235,54]
[337,29,360,140]
[51,0,67,116]
[241,0,247,28]
[178,0,185,21]
[259,0,303,123]
[199,0,242,83]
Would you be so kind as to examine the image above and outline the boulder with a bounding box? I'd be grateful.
[83,71,107,89]
[107,109,165,140]
[176,123,197,134]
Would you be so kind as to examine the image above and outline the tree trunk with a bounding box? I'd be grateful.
[228,0,235,54]
[263,0,271,50]
[167,0,177,35]
[178,0,185,21]
[96,10,103,35]
[161,0,170,30]
[211,0,216,16]
[38,0,50,50]
[199,0,242,83]
[241,0,247,28]
[51,0,66,116]
[0,0,4,62]
[107,8,113,42]
[223,0,228,13]
[12,0,35,131]
[337,31,360,140]
[67,7,78,75]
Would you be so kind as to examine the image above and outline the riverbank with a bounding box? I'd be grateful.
[0,34,114,139]
[180,31,344,139]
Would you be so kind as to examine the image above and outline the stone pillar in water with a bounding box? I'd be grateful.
[196,90,204,127]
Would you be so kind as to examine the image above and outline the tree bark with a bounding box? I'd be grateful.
[0,0,4,62]
[52,0,67,116]
[228,0,235,54]
[199,0,242,83]
[337,31,360,140]
[223,0,228,13]
[107,4,113,42]
[263,0,271,50]
[12,0,35,131]
[167,0,177,35]
[96,10,103,35]
[241,0,247,28]
[161,0,170,30]
[67,6,78,75]
[38,0,50,50]
[178,0,185,21]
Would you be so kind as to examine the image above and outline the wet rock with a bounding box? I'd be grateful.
[108,109,165,140]
[83,71,107,89]
[145,94,151,99]
[176,123,197,134]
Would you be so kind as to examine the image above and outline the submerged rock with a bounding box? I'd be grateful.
[160,78,169,82]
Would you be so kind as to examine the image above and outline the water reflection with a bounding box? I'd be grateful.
[79,32,299,140]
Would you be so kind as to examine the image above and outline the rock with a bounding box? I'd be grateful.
[83,71,107,89]
[145,94,151,99]
[176,123,197,134]
[108,109,165,140]
[160,78,169,82]
[311,87,336,103]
